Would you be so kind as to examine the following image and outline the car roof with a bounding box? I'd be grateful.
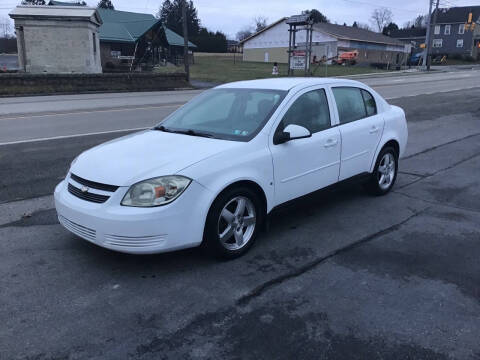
[216,77,365,91]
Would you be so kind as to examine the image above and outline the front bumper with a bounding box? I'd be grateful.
[54,178,210,254]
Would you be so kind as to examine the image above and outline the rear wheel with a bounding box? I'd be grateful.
[203,187,263,259]
[365,146,398,196]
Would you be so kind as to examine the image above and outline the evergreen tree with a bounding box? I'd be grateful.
[21,0,46,4]
[302,9,329,23]
[157,0,200,37]
[97,0,114,10]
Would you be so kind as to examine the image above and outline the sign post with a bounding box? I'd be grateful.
[286,14,313,77]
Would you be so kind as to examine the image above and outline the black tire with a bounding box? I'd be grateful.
[365,146,398,196]
[203,186,264,259]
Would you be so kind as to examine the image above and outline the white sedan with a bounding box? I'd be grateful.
[55,78,407,258]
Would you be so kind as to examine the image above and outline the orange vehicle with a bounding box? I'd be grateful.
[334,50,359,65]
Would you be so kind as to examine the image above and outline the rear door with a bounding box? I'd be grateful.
[330,87,384,181]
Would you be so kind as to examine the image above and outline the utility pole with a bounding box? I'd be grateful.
[422,0,434,68]
[182,0,190,82]
[426,0,440,71]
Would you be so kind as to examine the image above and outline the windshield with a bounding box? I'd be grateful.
[157,88,287,141]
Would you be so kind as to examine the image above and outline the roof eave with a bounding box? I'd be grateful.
[239,17,288,45]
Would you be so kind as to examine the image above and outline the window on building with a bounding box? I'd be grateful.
[332,87,367,124]
[433,39,443,48]
[457,39,464,48]
[459,24,465,34]
[280,89,331,133]
[434,25,440,35]
[92,33,96,54]
[444,24,451,35]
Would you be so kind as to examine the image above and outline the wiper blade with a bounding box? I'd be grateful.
[153,126,214,138]
[153,125,170,132]
[181,129,215,138]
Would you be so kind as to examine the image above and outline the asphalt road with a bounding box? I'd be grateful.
[1,69,479,145]
[0,71,479,359]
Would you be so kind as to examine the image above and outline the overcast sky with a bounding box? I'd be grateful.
[1,0,480,38]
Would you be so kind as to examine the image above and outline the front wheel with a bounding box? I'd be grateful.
[365,146,398,196]
[203,187,263,259]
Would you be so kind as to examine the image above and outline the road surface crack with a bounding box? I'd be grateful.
[397,151,480,191]
[393,191,480,214]
[236,207,429,306]
[402,132,480,160]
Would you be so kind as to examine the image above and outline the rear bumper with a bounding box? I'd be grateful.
[54,178,210,254]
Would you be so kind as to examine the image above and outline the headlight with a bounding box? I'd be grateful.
[121,176,191,207]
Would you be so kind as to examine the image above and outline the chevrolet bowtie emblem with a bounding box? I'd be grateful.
[81,186,89,193]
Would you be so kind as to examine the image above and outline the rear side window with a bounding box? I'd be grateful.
[361,89,377,117]
[332,87,367,124]
[280,89,331,133]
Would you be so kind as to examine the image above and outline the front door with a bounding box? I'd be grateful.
[331,86,384,181]
[269,88,341,205]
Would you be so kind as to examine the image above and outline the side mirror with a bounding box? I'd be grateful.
[273,124,312,145]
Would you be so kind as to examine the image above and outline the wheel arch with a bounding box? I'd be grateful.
[209,180,268,217]
[201,179,269,247]
[369,138,400,172]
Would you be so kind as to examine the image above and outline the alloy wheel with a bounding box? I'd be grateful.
[377,152,396,190]
[217,196,256,251]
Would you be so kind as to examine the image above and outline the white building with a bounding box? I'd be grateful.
[9,6,102,73]
[240,18,407,66]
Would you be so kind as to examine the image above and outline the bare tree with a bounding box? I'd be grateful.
[370,8,393,32]
[236,26,253,41]
[357,22,373,31]
[253,15,267,33]
[404,14,428,29]
[0,17,12,38]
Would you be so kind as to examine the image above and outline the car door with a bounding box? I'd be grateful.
[330,87,384,181]
[269,87,341,206]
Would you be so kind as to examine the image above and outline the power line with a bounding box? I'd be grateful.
[336,0,424,14]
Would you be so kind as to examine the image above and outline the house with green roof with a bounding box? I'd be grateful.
[96,8,197,71]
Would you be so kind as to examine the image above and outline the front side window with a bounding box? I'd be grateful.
[444,24,451,35]
[278,89,331,134]
[159,88,286,141]
[457,39,464,48]
[332,87,367,124]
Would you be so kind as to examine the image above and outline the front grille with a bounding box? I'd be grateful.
[58,215,96,242]
[68,183,110,203]
[70,173,119,192]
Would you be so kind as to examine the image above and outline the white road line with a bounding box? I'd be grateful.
[0,104,181,121]
[384,85,480,100]
[0,127,149,146]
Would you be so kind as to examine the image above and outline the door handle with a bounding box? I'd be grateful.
[324,139,338,148]
[369,126,380,134]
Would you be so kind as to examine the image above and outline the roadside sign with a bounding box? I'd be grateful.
[290,50,308,70]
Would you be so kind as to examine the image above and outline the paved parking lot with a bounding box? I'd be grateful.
[0,73,479,359]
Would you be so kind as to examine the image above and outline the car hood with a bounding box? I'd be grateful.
[70,130,242,186]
